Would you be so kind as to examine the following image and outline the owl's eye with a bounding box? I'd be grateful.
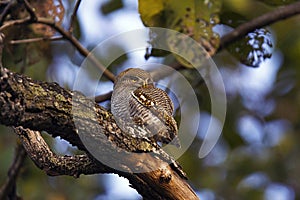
[131,77,139,82]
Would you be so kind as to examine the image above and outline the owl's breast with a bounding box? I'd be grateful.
[111,87,132,119]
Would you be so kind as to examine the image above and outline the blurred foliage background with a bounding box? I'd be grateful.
[0,0,300,199]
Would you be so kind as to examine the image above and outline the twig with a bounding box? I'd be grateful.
[10,36,63,44]
[69,0,82,33]
[95,91,113,103]
[0,32,4,69]
[0,0,16,25]
[24,0,115,82]
[0,143,27,200]
[0,0,11,4]
[37,18,116,82]
[23,0,37,21]
[0,17,31,31]
[220,1,300,50]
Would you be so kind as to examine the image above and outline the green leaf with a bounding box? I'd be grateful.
[138,0,222,68]
[138,0,165,27]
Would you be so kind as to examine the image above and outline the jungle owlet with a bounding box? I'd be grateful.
[111,68,179,147]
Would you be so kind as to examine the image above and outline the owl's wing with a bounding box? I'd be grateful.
[129,85,179,145]
[133,85,174,115]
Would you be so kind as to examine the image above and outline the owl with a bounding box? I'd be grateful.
[111,68,179,147]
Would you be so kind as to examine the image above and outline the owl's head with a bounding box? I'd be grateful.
[114,68,154,89]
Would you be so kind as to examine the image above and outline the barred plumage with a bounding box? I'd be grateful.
[111,68,179,147]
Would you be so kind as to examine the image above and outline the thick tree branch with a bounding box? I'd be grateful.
[15,127,109,177]
[220,1,300,49]
[0,66,198,200]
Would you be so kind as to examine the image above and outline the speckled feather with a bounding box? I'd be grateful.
[130,84,178,144]
[111,68,179,146]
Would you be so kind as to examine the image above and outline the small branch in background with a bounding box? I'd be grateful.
[23,0,38,21]
[0,0,16,25]
[10,36,64,44]
[0,17,31,31]
[0,143,27,200]
[0,32,4,69]
[69,0,82,33]
[220,1,300,50]
[95,91,113,103]
[0,0,11,4]
[35,17,116,82]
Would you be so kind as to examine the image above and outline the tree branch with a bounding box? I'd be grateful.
[95,91,113,103]
[0,143,26,200]
[23,0,38,21]
[9,36,64,44]
[0,0,16,25]
[15,126,109,177]
[0,66,198,200]
[69,0,82,33]
[220,1,300,50]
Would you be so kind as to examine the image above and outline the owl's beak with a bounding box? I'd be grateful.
[143,78,150,87]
